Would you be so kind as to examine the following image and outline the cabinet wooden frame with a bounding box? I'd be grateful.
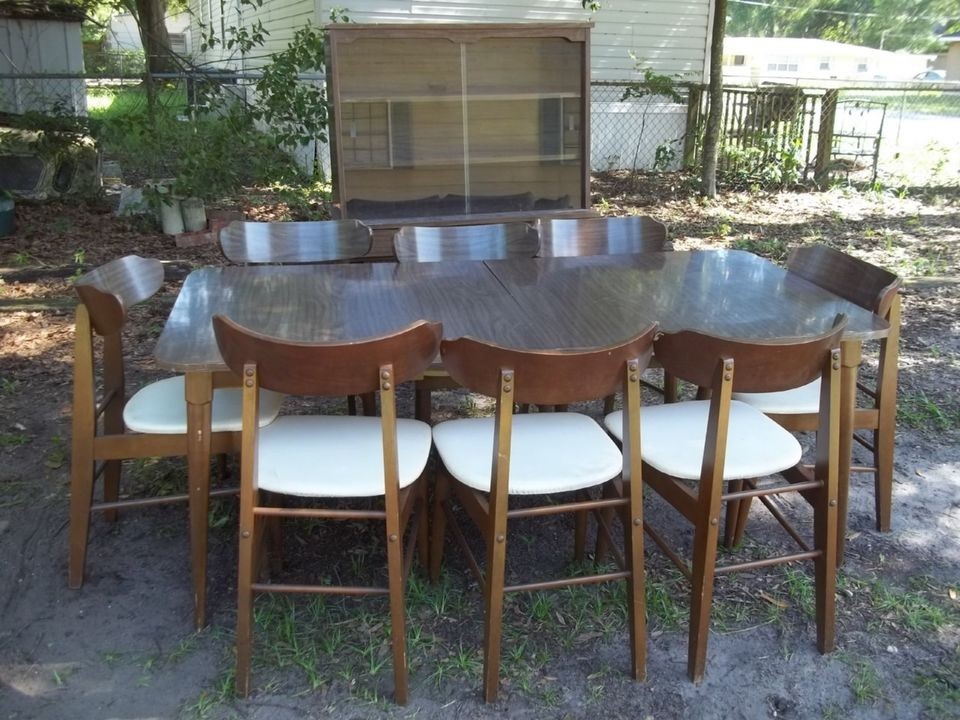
[326,22,592,237]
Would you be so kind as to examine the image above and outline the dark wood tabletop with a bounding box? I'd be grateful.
[485,250,888,345]
[155,250,887,372]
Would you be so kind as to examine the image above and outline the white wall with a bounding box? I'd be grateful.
[189,0,711,82]
[105,12,193,55]
[0,16,86,114]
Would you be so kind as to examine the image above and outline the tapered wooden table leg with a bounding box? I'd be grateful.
[837,339,862,566]
[186,371,214,629]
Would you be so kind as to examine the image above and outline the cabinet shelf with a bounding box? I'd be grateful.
[327,23,591,222]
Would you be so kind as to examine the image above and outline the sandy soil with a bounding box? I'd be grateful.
[0,177,958,719]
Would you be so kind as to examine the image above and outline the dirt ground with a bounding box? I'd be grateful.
[1,173,958,720]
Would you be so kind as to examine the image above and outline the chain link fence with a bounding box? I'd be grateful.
[2,71,958,190]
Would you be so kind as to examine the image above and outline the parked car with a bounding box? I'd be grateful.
[913,69,946,82]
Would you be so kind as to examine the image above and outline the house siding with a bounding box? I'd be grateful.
[0,14,86,114]
[189,0,710,82]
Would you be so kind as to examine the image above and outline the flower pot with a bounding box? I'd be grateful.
[181,197,207,232]
[0,195,14,237]
[159,197,184,235]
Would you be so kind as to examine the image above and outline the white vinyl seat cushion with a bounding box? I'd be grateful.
[255,415,433,497]
[733,378,821,415]
[123,375,284,434]
[432,413,623,495]
[605,400,802,481]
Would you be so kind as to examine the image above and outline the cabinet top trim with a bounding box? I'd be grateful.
[326,22,592,43]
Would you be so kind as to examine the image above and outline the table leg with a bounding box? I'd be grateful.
[186,371,213,629]
[837,339,862,566]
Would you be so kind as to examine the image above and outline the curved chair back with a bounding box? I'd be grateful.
[74,255,164,336]
[220,219,373,264]
[787,245,901,317]
[213,316,442,396]
[535,216,668,258]
[393,223,540,263]
[654,319,846,394]
[441,324,658,406]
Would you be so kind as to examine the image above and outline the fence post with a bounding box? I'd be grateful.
[814,89,839,188]
[682,85,702,169]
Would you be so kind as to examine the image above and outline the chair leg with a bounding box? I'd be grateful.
[235,515,256,697]
[594,482,617,564]
[663,372,678,403]
[731,491,753,548]
[602,394,616,415]
[429,472,450,583]
[574,491,588,563]
[101,461,121,522]
[361,392,377,417]
[68,444,95,589]
[415,387,431,423]
[482,525,508,703]
[874,422,894,533]
[101,394,124,522]
[386,519,410,704]
[347,394,357,416]
[815,473,838,654]
[723,479,743,549]
[622,488,647,681]
[687,512,721,683]
[416,480,430,571]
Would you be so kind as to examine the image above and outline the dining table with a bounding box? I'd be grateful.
[153,249,889,629]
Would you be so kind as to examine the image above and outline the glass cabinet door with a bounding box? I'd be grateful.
[463,37,583,215]
[336,37,467,219]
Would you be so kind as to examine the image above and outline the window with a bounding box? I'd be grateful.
[169,33,187,54]
[857,60,868,72]
[733,55,746,66]
[819,58,831,71]
[767,57,799,72]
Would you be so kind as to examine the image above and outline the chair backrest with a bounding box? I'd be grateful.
[787,245,901,318]
[213,316,442,396]
[441,324,658,406]
[220,219,373,264]
[393,223,540,263]
[74,255,164,336]
[654,320,846,395]
[535,216,668,258]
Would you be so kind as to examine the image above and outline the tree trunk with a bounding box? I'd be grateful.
[130,0,177,75]
[700,0,728,198]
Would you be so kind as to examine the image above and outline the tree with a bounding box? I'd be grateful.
[701,0,728,198]
[127,0,177,74]
[728,0,960,53]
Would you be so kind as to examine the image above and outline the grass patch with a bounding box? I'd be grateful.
[732,236,789,262]
[914,648,960,720]
[897,391,959,432]
[864,577,956,634]
[838,655,884,705]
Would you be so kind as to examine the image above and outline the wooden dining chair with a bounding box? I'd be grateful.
[430,324,657,702]
[392,222,540,263]
[69,255,284,590]
[604,321,844,683]
[393,222,540,422]
[221,218,376,416]
[534,215,669,258]
[536,214,673,409]
[732,245,902,535]
[219,219,373,264]
[212,316,442,704]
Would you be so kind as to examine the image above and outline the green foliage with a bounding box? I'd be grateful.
[720,134,805,190]
[728,0,960,53]
[621,67,684,105]
[619,62,686,178]
[250,23,331,148]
